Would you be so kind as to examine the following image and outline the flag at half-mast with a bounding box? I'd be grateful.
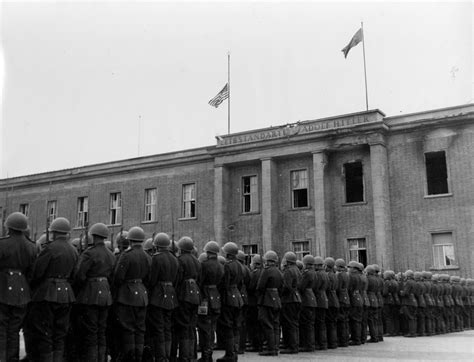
[208,83,229,108]
[342,28,363,58]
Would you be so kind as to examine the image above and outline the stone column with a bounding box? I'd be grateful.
[312,150,328,257]
[261,158,277,253]
[369,139,393,270]
[214,164,229,245]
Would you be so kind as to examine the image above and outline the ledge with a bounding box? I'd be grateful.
[178,217,197,221]
[342,201,368,207]
[424,193,453,199]
[429,266,459,271]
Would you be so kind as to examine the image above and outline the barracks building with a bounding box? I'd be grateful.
[1,104,473,276]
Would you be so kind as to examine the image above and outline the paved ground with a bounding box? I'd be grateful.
[20,330,474,361]
[227,331,474,362]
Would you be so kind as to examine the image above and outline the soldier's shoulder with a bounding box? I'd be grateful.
[0,235,9,241]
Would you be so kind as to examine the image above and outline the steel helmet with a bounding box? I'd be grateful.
[177,236,194,252]
[203,241,220,254]
[104,240,113,251]
[71,238,81,248]
[324,257,335,268]
[405,270,414,278]
[198,252,207,263]
[115,230,129,243]
[314,256,324,265]
[222,242,238,256]
[373,264,381,273]
[365,265,375,275]
[127,227,145,242]
[422,271,432,280]
[49,217,71,234]
[348,260,359,269]
[36,234,47,250]
[432,274,439,281]
[218,255,226,265]
[283,251,297,264]
[335,258,346,268]
[263,250,278,263]
[251,254,262,266]
[154,232,171,248]
[4,212,28,232]
[24,227,31,239]
[303,254,315,265]
[460,278,466,285]
[296,260,304,270]
[143,238,154,251]
[237,250,246,262]
[383,270,391,280]
[89,223,109,239]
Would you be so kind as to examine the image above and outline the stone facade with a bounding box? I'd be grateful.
[1,104,473,276]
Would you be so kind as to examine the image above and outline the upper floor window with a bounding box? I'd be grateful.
[348,237,367,267]
[291,169,308,208]
[47,200,57,224]
[144,188,157,222]
[19,203,29,217]
[432,232,456,269]
[344,161,364,203]
[76,197,89,228]
[242,176,258,213]
[425,151,449,195]
[182,183,196,218]
[109,192,122,225]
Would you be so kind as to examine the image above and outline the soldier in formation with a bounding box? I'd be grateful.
[1,211,474,362]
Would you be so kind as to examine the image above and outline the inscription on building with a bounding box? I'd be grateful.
[217,113,379,146]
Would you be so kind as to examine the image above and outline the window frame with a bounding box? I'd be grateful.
[343,160,365,204]
[242,244,258,256]
[241,175,259,214]
[143,188,157,222]
[290,169,309,209]
[19,203,29,217]
[292,239,310,260]
[109,192,122,226]
[431,231,458,270]
[76,196,89,228]
[347,237,368,267]
[47,200,57,224]
[181,183,197,219]
[424,150,451,197]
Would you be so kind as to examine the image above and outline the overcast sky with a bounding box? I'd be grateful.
[0,0,472,178]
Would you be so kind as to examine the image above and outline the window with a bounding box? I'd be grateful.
[76,197,89,228]
[144,188,157,222]
[47,200,57,224]
[425,151,449,195]
[292,240,310,260]
[19,203,29,217]
[242,176,258,213]
[242,244,258,256]
[432,232,456,268]
[291,169,309,208]
[182,183,196,218]
[348,238,367,267]
[344,161,364,203]
[109,193,122,225]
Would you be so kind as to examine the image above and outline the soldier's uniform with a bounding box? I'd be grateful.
[246,255,263,352]
[422,272,435,336]
[325,258,340,349]
[460,278,471,330]
[0,213,37,362]
[441,275,453,332]
[147,233,180,362]
[366,266,379,343]
[451,276,464,331]
[236,251,250,354]
[298,255,317,352]
[359,270,370,344]
[74,223,116,361]
[30,218,78,360]
[347,261,363,345]
[175,237,201,362]
[257,251,282,356]
[413,272,426,336]
[217,242,243,361]
[400,270,418,337]
[279,252,301,354]
[431,274,445,334]
[335,260,350,347]
[197,241,224,362]
[382,271,397,336]
[113,227,151,361]
[313,257,329,350]
[374,266,384,341]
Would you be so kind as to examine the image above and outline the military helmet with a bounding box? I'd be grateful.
[71,238,80,248]
[263,250,278,263]
[198,252,207,263]
[217,255,226,265]
[127,227,145,242]
[405,270,414,278]
[460,278,466,285]
[414,271,422,280]
[324,257,335,268]
[314,256,324,265]
[176,236,193,252]
[284,251,297,264]
[36,234,47,250]
[251,254,262,266]
[296,260,304,270]
[422,271,432,279]
[303,254,315,265]
[383,270,392,280]
[104,240,113,251]
[365,265,375,275]
[203,240,220,254]
[153,232,171,248]
[49,217,71,234]
[237,250,246,262]
[335,258,346,268]
[432,274,439,281]
[24,227,31,239]
[115,230,129,243]
[373,264,380,273]
[222,242,238,256]
[143,238,154,251]
[348,260,359,269]
[441,274,450,282]
[356,262,364,271]
[4,212,28,232]
[89,223,109,239]
[450,275,460,283]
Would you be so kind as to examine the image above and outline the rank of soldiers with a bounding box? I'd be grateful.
[0,212,473,362]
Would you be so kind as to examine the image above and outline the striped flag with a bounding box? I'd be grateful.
[342,28,363,58]
[208,83,229,108]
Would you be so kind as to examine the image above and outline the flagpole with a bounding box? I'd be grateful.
[227,51,231,134]
[361,22,369,111]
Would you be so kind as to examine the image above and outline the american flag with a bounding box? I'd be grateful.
[208,83,229,108]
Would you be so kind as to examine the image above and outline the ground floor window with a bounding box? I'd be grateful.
[432,232,456,268]
[348,238,367,266]
[292,240,310,260]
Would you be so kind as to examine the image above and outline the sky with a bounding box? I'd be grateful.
[0,0,472,178]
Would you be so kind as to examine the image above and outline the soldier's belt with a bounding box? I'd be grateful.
[266,288,278,291]
[204,284,217,289]
[160,281,173,286]
[2,269,23,275]
[184,278,196,283]
[126,279,143,283]
[47,278,67,282]
[88,277,107,282]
